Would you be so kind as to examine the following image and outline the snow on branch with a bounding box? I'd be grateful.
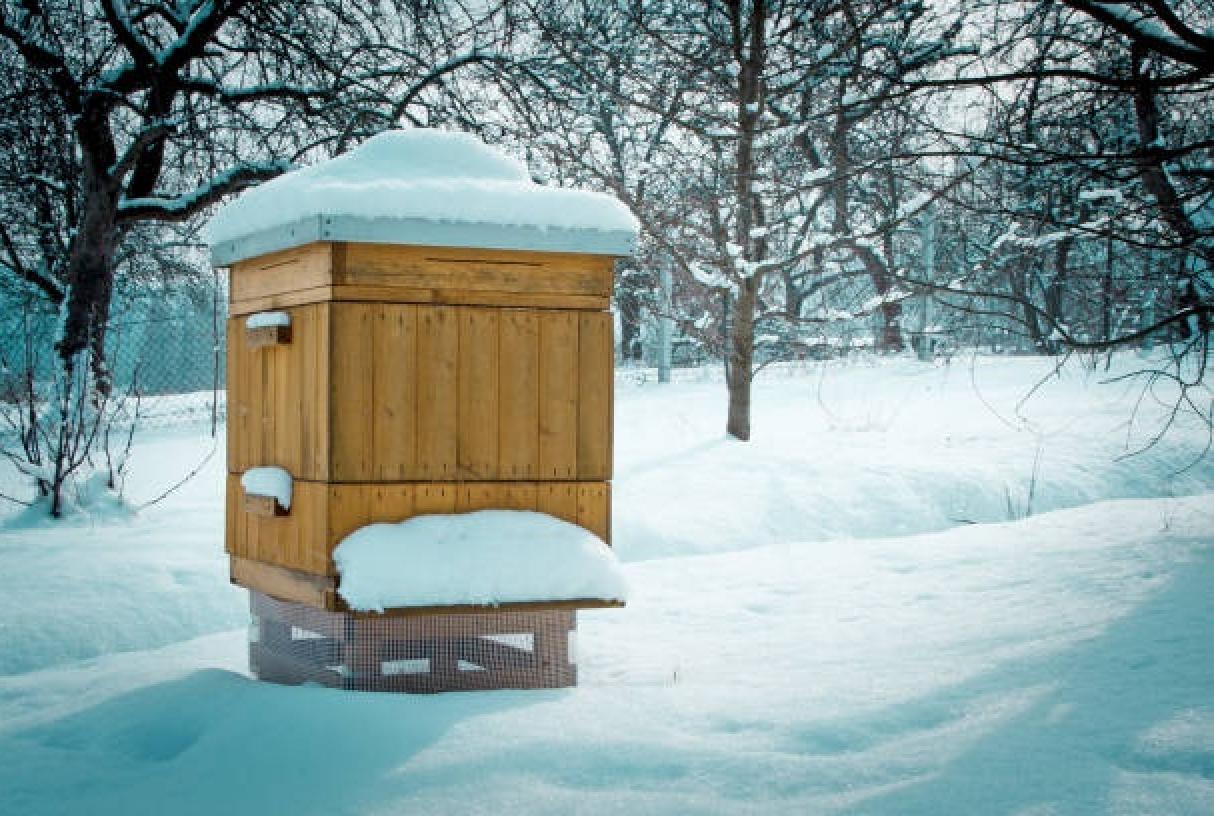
[177,76,334,107]
[1062,1,1214,69]
[117,159,291,223]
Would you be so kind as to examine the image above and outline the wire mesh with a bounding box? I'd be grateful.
[0,279,226,441]
[249,591,577,693]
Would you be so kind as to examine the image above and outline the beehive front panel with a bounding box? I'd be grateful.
[318,302,610,483]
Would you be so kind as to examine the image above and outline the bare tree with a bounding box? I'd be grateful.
[0,0,514,514]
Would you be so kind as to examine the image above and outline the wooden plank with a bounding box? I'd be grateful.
[339,598,624,619]
[224,476,241,555]
[229,243,333,303]
[331,286,608,311]
[225,319,245,473]
[301,304,331,481]
[372,304,417,481]
[256,324,275,465]
[415,306,459,479]
[498,310,539,478]
[231,286,608,315]
[245,324,291,349]
[340,244,614,297]
[457,308,499,479]
[329,304,375,481]
[538,311,579,480]
[231,555,338,610]
[577,311,613,480]
[577,482,611,544]
[536,482,579,526]
[229,285,335,317]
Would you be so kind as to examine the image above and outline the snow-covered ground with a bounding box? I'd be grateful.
[0,353,1211,814]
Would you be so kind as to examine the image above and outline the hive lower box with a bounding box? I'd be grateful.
[249,592,577,692]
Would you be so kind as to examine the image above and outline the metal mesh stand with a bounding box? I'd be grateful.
[249,591,577,692]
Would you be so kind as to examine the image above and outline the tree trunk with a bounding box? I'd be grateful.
[617,286,642,362]
[726,281,756,440]
[58,164,120,396]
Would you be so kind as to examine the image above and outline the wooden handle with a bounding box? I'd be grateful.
[244,492,288,517]
[246,324,291,349]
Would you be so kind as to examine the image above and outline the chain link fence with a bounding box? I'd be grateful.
[0,277,227,448]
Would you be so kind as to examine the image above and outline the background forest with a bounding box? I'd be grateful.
[0,0,1210,510]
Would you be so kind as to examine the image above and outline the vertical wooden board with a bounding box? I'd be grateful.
[329,304,375,481]
[272,332,294,470]
[372,304,417,481]
[279,304,322,480]
[456,483,500,513]
[308,304,331,480]
[414,483,457,516]
[225,319,245,472]
[539,311,578,480]
[536,482,579,526]
[244,486,263,563]
[224,474,242,556]
[577,483,611,545]
[415,306,459,480]
[457,308,499,479]
[498,310,539,478]
[295,305,317,479]
[577,312,614,480]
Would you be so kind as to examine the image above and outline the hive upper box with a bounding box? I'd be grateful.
[208,129,639,265]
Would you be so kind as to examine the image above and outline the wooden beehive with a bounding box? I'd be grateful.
[222,240,621,611]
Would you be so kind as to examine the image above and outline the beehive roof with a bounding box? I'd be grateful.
[207,129,639,265]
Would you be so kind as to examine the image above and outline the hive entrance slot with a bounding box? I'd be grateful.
[424,257,542,267]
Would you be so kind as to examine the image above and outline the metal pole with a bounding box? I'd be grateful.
[917,206,936,362]
[658,265,673,383]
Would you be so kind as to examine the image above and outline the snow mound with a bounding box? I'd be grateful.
[2,471,135,529]
[240,467,292,510]
[207,129,639,256]
[333,510,629,612]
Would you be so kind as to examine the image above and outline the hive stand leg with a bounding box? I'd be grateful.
[533,611,576,688]
[343,618,384,690]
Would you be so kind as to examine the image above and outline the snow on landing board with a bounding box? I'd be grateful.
[207,129,639,263]
[333,510,629,612]
[244,310,290,329]
[239,466,292,511]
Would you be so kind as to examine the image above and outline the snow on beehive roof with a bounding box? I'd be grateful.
[333,510,629,613]
[208,129,638,264]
